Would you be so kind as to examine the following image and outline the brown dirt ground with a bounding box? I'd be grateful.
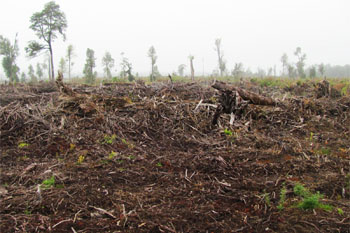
[0,80,349,233]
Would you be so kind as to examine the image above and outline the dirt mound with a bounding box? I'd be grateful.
[0,78,349,232]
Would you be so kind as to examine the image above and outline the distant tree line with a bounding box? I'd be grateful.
[0,1,349,84]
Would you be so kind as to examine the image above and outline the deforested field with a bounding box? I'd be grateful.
[1,77,349,232]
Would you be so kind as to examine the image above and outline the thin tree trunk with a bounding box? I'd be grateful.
[48,56,51,80]
[190,60,194,81]
[68,56,71,79]
[49,45,54,82]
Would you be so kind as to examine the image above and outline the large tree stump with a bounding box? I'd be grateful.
[211,81,277,125]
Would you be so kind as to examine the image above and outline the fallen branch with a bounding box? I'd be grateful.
[212,81,277,106]
[211,81,277,125]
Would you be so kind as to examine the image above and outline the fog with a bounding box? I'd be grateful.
[0,0,349,78]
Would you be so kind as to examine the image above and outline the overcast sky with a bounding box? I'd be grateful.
[0,0,349,78]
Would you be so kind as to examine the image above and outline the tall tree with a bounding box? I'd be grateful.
[148,46,158,81]
[83,48,97,84]
[66,44,75,79]
[280,53,288,76]
[59,57,67,74]
[120,53,134,81]
[294,47,307,78]
[178,64,186,77]
[26,1,67,81]
[102,51,114,79]
[214,38,226,77]
[0,34,20,83]
[36,63,43,80]
[188,55,195,81]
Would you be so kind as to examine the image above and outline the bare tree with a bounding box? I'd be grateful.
[280,53,288,76]
[294,47,307,78]
[188,55,195,81]
[66,44,75,79]
[214,38,226,77]
[148,46,158,81]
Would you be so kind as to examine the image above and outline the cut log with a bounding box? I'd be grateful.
[211,81,278,125]
[212,81,277,106]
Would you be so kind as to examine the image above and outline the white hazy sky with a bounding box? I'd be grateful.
[0,0,349,77]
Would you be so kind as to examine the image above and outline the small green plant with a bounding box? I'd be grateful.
[108,151,117,159]
[341,85,348,96]
[309,132,314,141]
[293,183,310,198]
[277,183,287,211]
[156,162,163,167]
[337,208,344,215]
[127,155,135,160]
[41,176,55,189]
[77,155,85,164]
[262,191,271,207]
[69,143,76,151]
[317,147,331,155]
[18,142,29,148]
[224,128,233,136]
[102,134,117,144]
[293,183,332,211]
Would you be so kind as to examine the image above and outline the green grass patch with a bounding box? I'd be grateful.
[293,183,332,211]
[41,176,55,189]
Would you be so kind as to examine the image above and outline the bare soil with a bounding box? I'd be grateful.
[1,80,349,232]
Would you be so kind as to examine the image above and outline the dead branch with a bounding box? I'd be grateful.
[212,81,277,106]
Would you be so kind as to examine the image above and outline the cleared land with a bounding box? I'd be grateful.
[0,78,349,232]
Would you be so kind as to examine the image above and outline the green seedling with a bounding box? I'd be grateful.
[337,208,344,215]
[293,183,332,211]
[309,132,314,141]
[224,128,233,136]
[156,162,163,167]
[262,191,271,207]
[18,142,29,149]
[41,176,55,189]
[103,134,117,144]
[277,183,287,211]
[293,183,310,198]
[77,155,85,164]
[316,147,331,155]
[69,143,76,151]
[341,85,348,96]
[108,151,117,159]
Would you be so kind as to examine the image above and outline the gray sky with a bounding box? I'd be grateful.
[0,0,349,78]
